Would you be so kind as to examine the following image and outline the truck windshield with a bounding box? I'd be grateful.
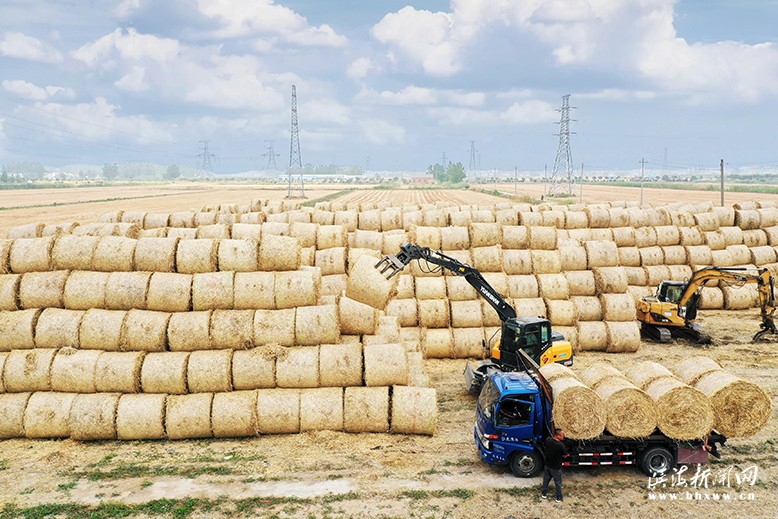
[478,378,501,420]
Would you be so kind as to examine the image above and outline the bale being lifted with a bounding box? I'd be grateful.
[345,255,398,310]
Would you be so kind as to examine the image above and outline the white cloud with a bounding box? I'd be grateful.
[114,66,149,92]
[0,32,63,63]
[427,99,556,126]
[347,57,376,81]
[359,119,405,145]
[501,100,557,124]
[72,28,180,68]
[113,0,146,18]
[300,98,351,125]
[445,91,485,107]
[196,0,347,47]
[576,89,658,101]
[2,79,75,101]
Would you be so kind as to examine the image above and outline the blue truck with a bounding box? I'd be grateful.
[472,356,727,477]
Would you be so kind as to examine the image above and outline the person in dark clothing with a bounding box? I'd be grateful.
[541,428,568,502]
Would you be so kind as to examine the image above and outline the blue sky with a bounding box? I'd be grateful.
[1,0,777,174]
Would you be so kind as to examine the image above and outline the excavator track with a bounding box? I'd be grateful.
[640,323,672,343]
[670,323,712,345]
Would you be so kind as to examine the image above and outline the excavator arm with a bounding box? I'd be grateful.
[376,243,517,321]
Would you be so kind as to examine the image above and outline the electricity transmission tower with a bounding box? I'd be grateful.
[263,140,279,170]
[468,141,477,179]
[197,140,215,171]
[548,95,576,196]
[287,85,305,198]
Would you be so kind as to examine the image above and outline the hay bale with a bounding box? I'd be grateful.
[78,309,125,351]
[167,228,197,240]
[8,223,44,239]
[62,271,107,310]
[576,321,608,351]
[512,298,547,319]
[9,237,54,273]
[507,275,539,299]
[299,387,343,432]
[578,364,626,387]
[364,342,408,386]
[195,223,230,240]
[345,255,398,310]
[642,265,670,287]
[698,286,724,309]
[604,321,641,352]
[192,271,234,310]
[233,272,275,310]
[94,351,144,393]
[571,296,602,321]
[616,247,641,267]
[415,277,447,300]
[334,210,358,232]
[105,272,151,310]
[546,375,606,440]
[232,346,280,389]
[639,246,664,266]
[528,226,557,250]
[584,207,610,228]
[610,226,636,247]
[385,299,418,327]
[539,363,577,383]
[358,209,382,231]
[344,386,388,433]
[449,300,483,328]
[216,239,259,272]
[0,240,11,274]
[599,294,637,321]
[275,270,320,309]
[421,209,446,227]
[92,236,136,271]
[653,225,680,246]
[0,274,19,311]
[49,347,99,393]
[256,389,300,434]
[188,350,233,393]
[314,247,347,276]
[468,223,501,247]
[51,236,99,271]
[338,296,378,335]
[641,377,715,440]
[276,346,319,388]
[660,245,687,265]
[24,392,77,438]
[592,267,628,294]
[519,211,543,226]
[530,250,562,274]
[559,246,587,271]
[69,393,119,440]
[501,249,532,275]
[750,245,777,266]
[683,245,713,266]
[166,310,211,351]
[116,394,166,440]
[176,239,218,274]
[141,351,189,394]
[380,208,403,231]
[19,270,68,309]
[320,342,363,387]
[536,273,569,300]
[451,327,485,358]
[673,356,723,386]
[143,272,191,313]
[726,244,751,265]
[591,376,657,437]
[296,304,339,345]
[407,226,441,250]
[169,211,195,228]
[742,229,768,248]
[422,327,453,358]
[722,284,758,309]
[693,371,771,437]
[253,308,295,347]
[319,274,346,298]
[446,276,476,300]
[718,226,744,246]
[211,390,258,438]
[418,299,450,328]
[391,385,437,435]
[440,226,470,250]
[679,226,705,247]
[0,309,41,351]
[633,227,658,248]
[120,309,170,352]
[584,240,618,268]
[0,392,31,438]
[381,231,409,255]
[625,361,675,390]
[623,266,647,286]
[501,226,528,249]
[734,209,761,230]
[230,223,262,241]
[565,271,596,296]
[165,393,213,439]
[38,308,86,350]
[207,309,253,349]
[545,300,578,326]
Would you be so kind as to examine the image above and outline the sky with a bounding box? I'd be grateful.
[1,0,777,175]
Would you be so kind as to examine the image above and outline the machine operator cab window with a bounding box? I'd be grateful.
[657,281,684,304]
[500,318,551,369]
[496,397,533,428]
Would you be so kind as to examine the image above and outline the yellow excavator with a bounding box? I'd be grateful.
[636,266,777,343]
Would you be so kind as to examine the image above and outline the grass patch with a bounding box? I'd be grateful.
[0,460,8,471]
[77,462,235,481]
[300,189,354,207]
[399,488,475,500]
[56,481,77,493]
[0,498,222,519]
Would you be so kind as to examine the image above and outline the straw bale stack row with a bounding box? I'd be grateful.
[0,384,436,440]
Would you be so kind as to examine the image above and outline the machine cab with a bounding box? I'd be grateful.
[656,280,699,319]
[495,317,555,368]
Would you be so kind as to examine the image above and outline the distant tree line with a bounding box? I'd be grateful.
[426,161,466,183]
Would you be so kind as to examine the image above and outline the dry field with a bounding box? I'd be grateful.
[0,310,775,519]
[334,189,507,206]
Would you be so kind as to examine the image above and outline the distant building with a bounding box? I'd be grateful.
[410,176,435,184]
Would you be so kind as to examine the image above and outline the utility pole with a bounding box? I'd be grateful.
[468,141,477,181]
[720,159,725,207]
[639,158,647,207]
[262,140,279,171]
[197,140,215,171]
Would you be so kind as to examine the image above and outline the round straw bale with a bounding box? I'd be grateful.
[512,298,547,319]
[381,231,409,255]
[501,249,531,275]
[519,211,543,226]
[584,240,618,268]
[717,226,743,246]
[400,210,421,230]
[639,246,664,266]
[734,209,760,230]
[592,267,629,294]
[671,211,697,227]
[276,346,319,388]
[709,206,734,227]
[216,239,258,272]
[187,350,232,393]
[195,223,230,240]
[651,226,679,247]
[725,244,751,265]
[624,361,674,390]
[113,223,141,239]
[449,300,483,328]
[164,310,211,351]
[256,388,300,434]
[536,274,569,300]
[679,226,705,246]
[275,270,320,309]
[167,228,197,240]
[0,352,6,391]
[299,387,343,432]
[418,299,450,328]
[495,208,519,226]
[35,309,83,349]
[642,265,670,287]
[139,228,168,238]
[451,328,485,358]
[0,308,42,351]
[252,308,294,347]
[210,390,258,438]
[571,296,602,321]
[24,392,76,438]
[191,271,234,310]
[546,300,578,326]
[93,351,143,393]
[650,207,672,226]
[541,211,565,228]
[604,321,641,353]
[563,211,588,229]
[231,272,275,310]
[751,245,777,266]
[576,321,607,351]
[115,393,166,440]
[742,229,768,248]
[609,227,635,247]
[169,211,195,228]
[566,229,590,241]
[175,239,218,274]
[352,229,383,251]
[345,255,398,310]
[319,274,347,298]
[203,309,251,350]
[633,227,658,248]
[528,226,557,250]
[232,346,279,390]
[141,213,169,230]
[409,226,442,250]
[337,296,378,335]
[0,240,11,274]
[641,377,714,440]
[147,272,192,313]
[547,375,606,440]
[659,245,686,265]
[120,309,170,352]
[559,245,587,271]
[599,293,637,321]
[683,245,713,266]
[140,351,189,394]
[69,393,119,440]
[0,392,31,438]
[334,210,358,232]
[607,208,630,227]
[347,248,380,275]
[257,234,301,271]
[364,343,408,386]
[231,223,262,241]
[697,286,724,309]
[90,236,135,272]
[616,247,641,267]
[63,271,109,310]
[385,299,418,327]
[49,348,99,393]
[288,222,318,249]
[99,211,123,224]
[584,207,610,228]
[119,211,146,227]
[622,266,648,286]
[733,201,758,211]
[578,364,626,388]
[8,223,44,239]
[507,275,539,299]
[530,250,562,274]
[313,248,346,276]
[77,309,124,351]
[445,276,476,300]
[665,265,691,281]
[693,371,771,437]
[344,386,388,433]
[440,226,470,250]
[539,363,578,383]
[380,208,403,231]
[0,274,20,311]
[472,209,495,223]
[704,230,726,250]
[51,236,98,271]
[391,385,437,435]
[592,377,656,437]
[565,270,596,296]
[165,393,213,439]
[692,212,719,232]
[104,271,150,310]
[627,285,653,304]
[501,226,528,249]
[319,342,363,387]
[19,270,68,309]
[415,277,447,300]
[758,207,778,227]
[296,304,339,345]
[673,356,722,386]
[421,209,446,227]
[722,284,758,309]
[552,325,577,352]
[357,209,381,231]
[422,327,453,358]
[469,223,501,247]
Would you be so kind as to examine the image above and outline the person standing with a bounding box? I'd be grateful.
[541,428,568,502]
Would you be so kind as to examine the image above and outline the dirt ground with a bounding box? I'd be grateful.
[0,310,775,519]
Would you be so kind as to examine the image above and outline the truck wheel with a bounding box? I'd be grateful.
[640,447,675,476]
[509,450,543,478]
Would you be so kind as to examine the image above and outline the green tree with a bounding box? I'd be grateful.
[102,163,119,180]
[1,165,8,183]
[446,162,466,183]
[426,163,445,182]
[165,164,181,180]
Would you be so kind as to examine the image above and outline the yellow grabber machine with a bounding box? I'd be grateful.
[376,243,573,394]
[637,266,777,344]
